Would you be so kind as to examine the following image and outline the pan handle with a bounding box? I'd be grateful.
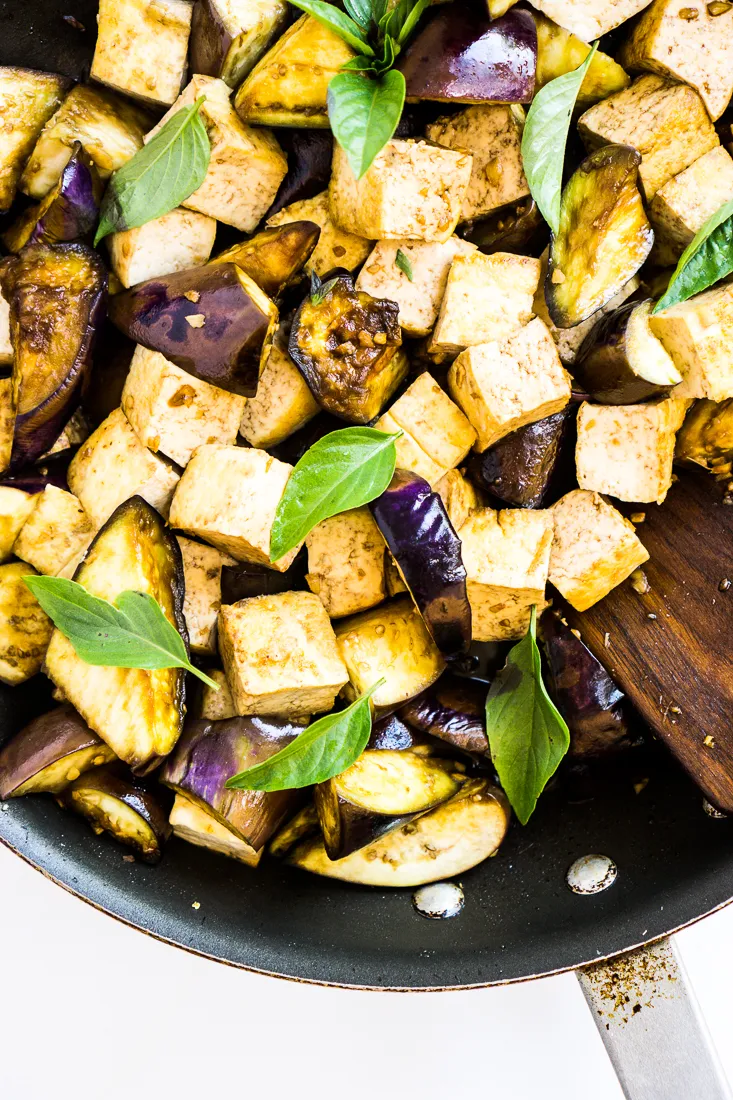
[577,937,731,1100]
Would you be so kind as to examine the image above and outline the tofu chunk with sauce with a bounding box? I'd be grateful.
[267,191,373,278]
[305,507,386,619]
[449,318,572,452]
[434,469,483,532]
[168,443,300,571]
[0,488,36,563]
[91,0,192,107]
[0,292,12,367]
[575,398,689,504]
[191,668,237,720]
[219,591,349,717]
[0,67,70,210]
[107,207,217,289]
[549,490,650,611]
[0,562,53,685]
[375,372,476,486]
[531,0,658,40]
[13,486,94,576]
[578,75,719,201]
[238,324,319,448]
[121,346,246,467]
[649,148,733,264]
[649,283,733,401]
[329,139,472,243]
[177,536,233,656]
[68,408,181,528]
[460,507,554,642]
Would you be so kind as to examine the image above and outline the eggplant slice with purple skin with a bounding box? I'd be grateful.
[265,131,334,220]
[370,469,471,657]
[675,399,733,481]
[268,802,320,859]
[0,704,117,799]
[462,197,548,257]
[60,767,172,864]
[0,242,107,471]
[210,221,321,299]
[169,792,263,866]
[221,548,308,604]
[399,675,489,756]
[108,262,278,398]
[189,0,288,89]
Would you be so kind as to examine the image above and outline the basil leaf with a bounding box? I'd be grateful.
[376,34,398,72]
[270,426,400,560]
[226,681,384,791]
[289,0,375,55]
[328,70,405,180]
[653,198,733,313]
[485,607,569,825]
[341,54,379,72]
[310,270,340,304]
[371,0,388,26]
[521,44,598,237]
[23,576,220,690]
[343,0,372,30]
[395,248,413,281]
[95,98,210,245]
[396,0,430,45]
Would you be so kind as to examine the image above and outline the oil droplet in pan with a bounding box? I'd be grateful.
[566,854,617,895]
[413,882,464,919]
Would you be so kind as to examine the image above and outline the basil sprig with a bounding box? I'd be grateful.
[270,426,400,560]
[395,247,414,281]
[486,608,569,825]
[521,45,598,236]
[95,98,211,245]
[653,198,733,313]
[24,575,219,690]
[226,681,384,791]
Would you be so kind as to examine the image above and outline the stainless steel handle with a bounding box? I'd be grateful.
[578,937,731,1100]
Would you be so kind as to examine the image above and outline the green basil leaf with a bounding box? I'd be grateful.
[653,198,733,313]
[376,33,398,72]
[328,70,405,180]
[23,576,219,690]
[310,270,340,303]
[396,0,430,44]
[371,0,388,26]
[95,98,211,245]
[485,607,569,825]
[395,248,413,281]
[289,0,375,55]
[270,426,400,560]
[343,0,372,30]
[341,55,379,72]
[226,681,384,791]
[521,44,598,237]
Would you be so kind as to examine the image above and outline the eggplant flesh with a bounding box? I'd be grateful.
[399,675,488,756]
[0,704,116,799]
[2,144,102,254]
[268,803,320,858]
[190,0,288,89]
[676,399,733,481]
[61,767,171,864]
[368,713,427,752]
[462,197,548,257]
[210,221,320,300]
[534,14,630,105]
[169,793,262,866]
[221,548,308,604]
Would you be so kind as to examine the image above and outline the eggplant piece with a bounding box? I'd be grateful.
[0,562,54,685]
[190,0,288,89]
[0,486,35,562]
[0,243,107,471]
[210,221,320,299]
[287,778,510,886]
[0,67,71,210]
[61,767,171,864]
[547,145,654,329]
[0,704,116,799]
[108,263,277,399]
[462,196,548,257]
[160,715,305,849]
[534,14,630,105]
[676,399,733,480]
[289,275,405,424]
[265,131,334,221]
[169,792,262,866]
[370,470,471,657]
[368,713,425,752]
[267,803,319,858]
[221,548,308,604]
[399,675,488,756]
[398,6,536,104]
[315,749,461,860]
[44,497,187,774]
[81,325,135,429]
[2,145,102,254]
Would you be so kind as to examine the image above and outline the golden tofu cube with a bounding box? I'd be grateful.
[13,486,94,576]
[649,148,733,263]
[219,591,349,717]
[177,536,234,656]
[0,292,12,367]
[434,469,483,532]
[0,487,36,563]
[549,490,650,611]
[91,0,192,107]
[107,207,217,289]
[650,283,733,401]
[329,139,472,243]
[460,507,553,642]
[267,191,373,278]
[0,562,53,685]
[531,0,661,40]
[191,668,237,720]
[305,507,386,619]
[238,325,319,448]
[449,318,572,452]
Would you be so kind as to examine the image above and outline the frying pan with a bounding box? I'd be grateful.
[0,4,732,1095]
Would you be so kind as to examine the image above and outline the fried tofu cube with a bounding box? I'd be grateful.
[575,398,689,504]
[147,75,287,231]
[0,378,15,473]
[305,508,386,619]
[191,668,237,720]
[426,105,530,223]
[0,292,12,367]
[578,74,719,201]
[460,507,553,642]
[68,408,181,528]
[177,536,234,655]
[0,562,53,685]
[218,591,348,717]
[121,346,246,466]
[649,283,733,401]
[549,490,650,611]
[329,139,473,243]
[375,372,476,486]
[0,488,36,563]
[168,444,300,571]
[238,325,319,448]
[449,318,572,452]
[41,409,91,461]
[191,0,289,89]
[434,469,483,532]
[107,207,217,289]
[13,486,94,576]
[267,191,373,277]
[649,148,733,263]
[0,67,70,210]
[334,596,445,710]
[355,236,476,338]
[531,0,659,40]
[620,0,733,122]
[429,251,541,357]
[91,0,192,107]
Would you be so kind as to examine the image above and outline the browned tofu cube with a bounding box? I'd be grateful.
[177,536,234,656]
[0,487,36,563]
[0,562,53,685]
[191,668,237,720]
[649,283,733,401]
[13,486,94,576]
[267,191,373,277]
[238,326,319,448]
[531,0,655,40]
[91,0,192,107]
[0,293,12,367]
[107,207,217,289]
[434,469,484,532]
[306,507,386,619]
[650,148,733,263]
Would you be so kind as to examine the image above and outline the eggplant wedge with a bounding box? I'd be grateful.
[169,792,262,866]
[287,779,510,887]
[547,145,654,329]
[289,275,405,424]
[61,767,171,864]
[0,243,107,470]
[399,675,489,756]
[210,221,320,299]
[221,549,308,603]
[2,144,102,253]
[0,704,116,798]
[534,14,629,106]
[267,802,320,858]
[315,750,461,860]
[462,196,548,257]
[44,497,187,774]
[265,131,334,220]
[190,0,288,89]
[574,300,681,404]
[676,399,733,481]
[0,67,71,210]
[109,263,277,398]
[0,562,54,686]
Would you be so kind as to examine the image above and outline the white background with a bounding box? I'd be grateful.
[2,843,733,1099]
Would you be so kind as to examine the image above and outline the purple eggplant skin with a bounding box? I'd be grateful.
[399,675,488,756]
[221,548,307,604]
[61,767,172,864]
[0,704,116,799]
[0,460,69,494]
[160,715,306,850]
[0,243,107,472]
[368,713,426,752]
[108,263,277,398]
[462,196,548,258]
[370,469,471,657]
[2,144,103,254]
[265,130,334,220]
[398,6,536,104]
